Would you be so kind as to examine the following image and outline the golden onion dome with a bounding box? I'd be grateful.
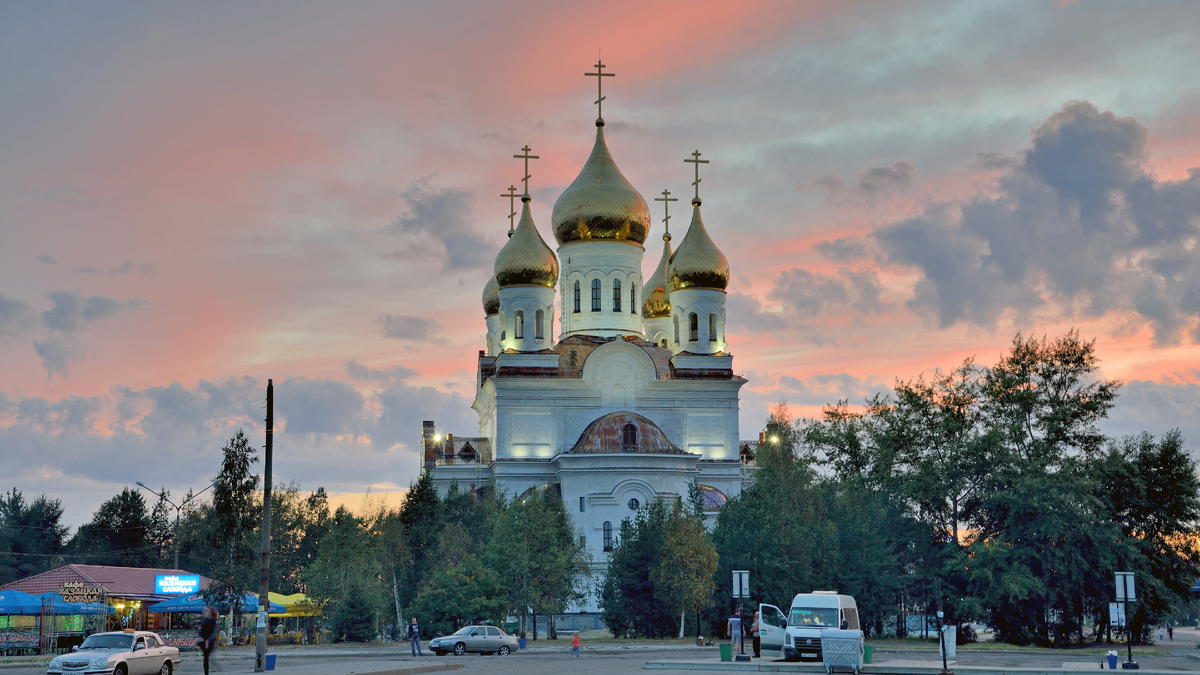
[482,275,500,316]
[551,121,650,246]
[669,204,729,291]
[494,197,559,288]
[642,234,673,319]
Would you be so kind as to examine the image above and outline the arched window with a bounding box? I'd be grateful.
[689,312,698,341]
[673,316,679,343]
[709,313,716,342]
[630,283,637,313]
[621,423,637,450]
[612,279,621,312]
[535,309,545,339]
[573,281,581,313]
[591,279,601,311]
[514,310,524,339]
[602,521,613,551]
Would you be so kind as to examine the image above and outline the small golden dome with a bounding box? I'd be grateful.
[669,204,729,291]
[482,275,500,316]
[642,235,672,319]
[495,198,559,288]
[552,122,650,246]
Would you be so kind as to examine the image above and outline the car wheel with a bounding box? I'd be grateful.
[498,645,510,656]
[160,662,172,675]
[453,642,466,656]
[114,665,128,675]
[434,651,446,656]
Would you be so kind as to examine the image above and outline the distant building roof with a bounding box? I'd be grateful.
[0,564,211,601]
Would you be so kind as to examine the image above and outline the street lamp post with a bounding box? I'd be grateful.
[135,481,215,570]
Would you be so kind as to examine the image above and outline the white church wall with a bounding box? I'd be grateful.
[559,241,644,338]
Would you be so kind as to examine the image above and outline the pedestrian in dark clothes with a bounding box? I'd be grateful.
[198,606,219,675]
[407,617,423,657]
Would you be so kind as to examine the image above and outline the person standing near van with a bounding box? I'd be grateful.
[198,606,218,675]
[752,611,761,658]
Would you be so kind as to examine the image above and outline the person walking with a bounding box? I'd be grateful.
[198,606,219,675]
[407,617,423,657]
[571,632,581,659]
[1158,626,1164,642]
[752,611,761,658]
[1168,625,1174,641]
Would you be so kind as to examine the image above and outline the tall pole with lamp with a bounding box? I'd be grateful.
[135,481,216,570]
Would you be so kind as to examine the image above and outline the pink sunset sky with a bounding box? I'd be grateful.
[3,1,1200,525]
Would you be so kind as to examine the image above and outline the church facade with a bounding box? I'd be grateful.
[419,78,759,612]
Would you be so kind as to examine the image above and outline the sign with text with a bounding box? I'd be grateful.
[155,574,201,595]
[1114,572,1136,602]
[59,581,103,604]
[732,570,750,598]
[1109,602,1126,627]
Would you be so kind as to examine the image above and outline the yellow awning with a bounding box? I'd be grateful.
[267,592,321,617]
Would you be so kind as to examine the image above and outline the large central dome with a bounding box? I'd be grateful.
[551,122,650,246]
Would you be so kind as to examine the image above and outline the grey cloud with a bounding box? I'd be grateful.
[78,260,155,276]
[970,152,1016,171]
[0,292,37,337]
[855,161,914,195]
[379,313,446,344]
[276,377,366,436]
[38,254,56,265]
[767,267,892,318]
[809,161,915,201]
[34,336,85,378]
[815,237,869,262]
[1100,376,1200,460]
[1,373,470,524]
[384,178,492,271]
[41,291,147,333]
[875,101,1200,343]
[345,359,419,382]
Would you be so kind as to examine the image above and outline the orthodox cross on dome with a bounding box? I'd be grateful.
[513,145,539,200]
[684,149,710,206]
[500,184,518,236]
[654,189,678,241]
[584,60,615,122]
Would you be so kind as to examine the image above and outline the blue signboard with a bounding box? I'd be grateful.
[155,575,200,595]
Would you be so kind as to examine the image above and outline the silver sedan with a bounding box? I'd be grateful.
[429,625,518,656]
[47,630,180,675]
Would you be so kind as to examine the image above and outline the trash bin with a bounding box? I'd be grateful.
[265,654,276,671]
[518,637,527,649]
[719,644,733,662]
[1107,655,1118,669]
[863,645,874,664]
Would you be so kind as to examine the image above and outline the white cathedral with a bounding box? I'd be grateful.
[419,71,760,613]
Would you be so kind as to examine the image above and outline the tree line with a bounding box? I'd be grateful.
[3,331,1197,646]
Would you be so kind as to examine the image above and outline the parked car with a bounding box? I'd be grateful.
[47,630,181,675]
[429,625,518,656]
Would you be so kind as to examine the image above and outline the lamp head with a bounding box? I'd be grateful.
[135,481,146,487]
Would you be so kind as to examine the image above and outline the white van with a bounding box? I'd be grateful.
[758,591,859,661]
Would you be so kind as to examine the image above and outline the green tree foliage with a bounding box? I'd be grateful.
[487,488,590,638]
[601,499,714,638]
[204,429,261,616]
[0,490,69,584]
[71,487,154,566]
[398,472,441,608]
[410,523,505,634]
[302,506,385,641]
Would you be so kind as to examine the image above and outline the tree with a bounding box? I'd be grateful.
[71,488,153,567]
[0,490,69,584]
[302,506,385,641]
[410,524,505,635]
[652,501,717,638]
[398,472,441,608]
[487,489,589,639]
[204,429,261,620]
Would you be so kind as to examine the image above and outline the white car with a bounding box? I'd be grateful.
[47,630,181,675]
[429,625,518,656]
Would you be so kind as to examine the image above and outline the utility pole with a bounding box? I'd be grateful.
[935,578,951,675]
[255,380,273,672]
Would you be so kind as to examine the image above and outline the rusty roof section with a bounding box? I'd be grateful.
[566,411,690,455]
[554,335,673,379]
[0,564,211,599]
